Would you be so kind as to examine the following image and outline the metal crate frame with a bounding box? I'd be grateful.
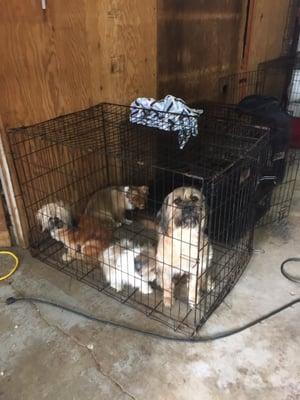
[8,102,269,335]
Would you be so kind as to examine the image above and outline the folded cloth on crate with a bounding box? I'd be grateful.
[130,95,204,149]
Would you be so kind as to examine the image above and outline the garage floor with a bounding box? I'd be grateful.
[1,177,300,400]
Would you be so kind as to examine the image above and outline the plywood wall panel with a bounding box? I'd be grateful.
[0,1,57,126]
[246,0,291,69]
[87,0,157,103]
[157,0,245,102]
[48,1,93,114]
[0,0,291,246]
[0,0,157,245]
[0,0,157,128]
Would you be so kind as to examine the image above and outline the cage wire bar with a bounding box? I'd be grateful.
[7,103,285,335]
[209,55,300,226]
[218,56,298,106]
[191,103,299,229]
[281,0,300,56]
[218,54,300,118]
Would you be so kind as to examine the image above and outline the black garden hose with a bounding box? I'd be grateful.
[6,258,300,342]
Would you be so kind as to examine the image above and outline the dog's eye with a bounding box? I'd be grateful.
[191,195,199,202]
[173,198,182,205]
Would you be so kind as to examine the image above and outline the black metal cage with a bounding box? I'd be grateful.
[192,100,299,226]
[7,103,291,335]
[219,56,298,106]
[197,56,300,227]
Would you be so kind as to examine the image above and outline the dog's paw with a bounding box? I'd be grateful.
[188,299,196,309]
[111,283,123,292]
[62,253,72,262]
[206,277,215,292]
[163,296,173,308]
[140,284,153,295]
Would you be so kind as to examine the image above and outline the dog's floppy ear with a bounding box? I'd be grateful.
[156,196,169,234]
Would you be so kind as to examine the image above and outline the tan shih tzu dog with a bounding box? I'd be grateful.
[156,187,214,307]
[102,239,157,294]
[85,186,149,227]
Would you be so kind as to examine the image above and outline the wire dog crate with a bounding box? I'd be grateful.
[192,101,300,226]
[219,56,297,106]
[8,103,270,335]
[198,57,300,227]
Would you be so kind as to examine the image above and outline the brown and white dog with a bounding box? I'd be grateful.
[36,201,73,232]
[156,187,214,307]
[50,214,112,263]
[102,239,157,294]
[84,186,149,227]
[36,201,112,262]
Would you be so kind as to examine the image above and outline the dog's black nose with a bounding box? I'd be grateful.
[183,204,194,215]
[48,217,64,230]
[54,217,64,229]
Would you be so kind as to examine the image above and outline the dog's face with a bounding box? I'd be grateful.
[126,186,149,210]
[157,187,206,234]
[48,217,64,231]
[36,202,72,232]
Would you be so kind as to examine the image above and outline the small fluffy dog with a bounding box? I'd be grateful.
[36,201,73,232]
[50,214,112,262]
[156,187,213,307]
[85,186,149,227]
[36,201,112,262]
[102,239,157,294]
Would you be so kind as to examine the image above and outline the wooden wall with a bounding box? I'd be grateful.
[0,0,290,128]
[0,0,157,245]
[0,0,294,246]
[157,0,246,102]
[0,0,157,128]
[156,0,293,103]
[245,0,291,70]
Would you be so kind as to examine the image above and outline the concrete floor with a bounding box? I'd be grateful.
[1,179,300,400]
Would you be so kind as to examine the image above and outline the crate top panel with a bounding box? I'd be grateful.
[8,102,269,182]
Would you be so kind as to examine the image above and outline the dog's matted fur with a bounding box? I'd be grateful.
[84,185,149,227]
[156,186,213,307]
[36,201,73,232]
[50,214,112,263]
[102,239,157,294]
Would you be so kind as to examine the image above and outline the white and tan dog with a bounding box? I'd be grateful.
[156,187,213,307]
[36,201,72,232]
[102,239,157,294]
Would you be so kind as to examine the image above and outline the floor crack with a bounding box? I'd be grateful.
[8,283,137,400]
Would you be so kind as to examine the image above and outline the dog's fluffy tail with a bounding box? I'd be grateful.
[36,201,72,232]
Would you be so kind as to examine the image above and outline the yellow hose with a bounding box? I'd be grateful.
[0,251,19,281]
